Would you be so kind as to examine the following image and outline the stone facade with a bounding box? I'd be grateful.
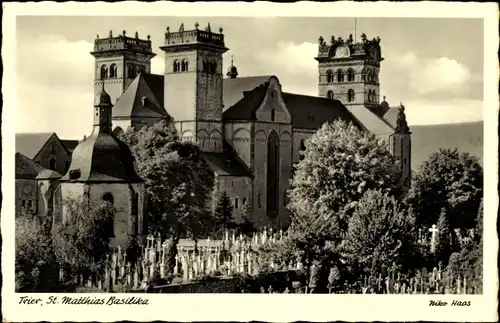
[88,25,412,230]
[15,179,39,215]
[30,134,72,176]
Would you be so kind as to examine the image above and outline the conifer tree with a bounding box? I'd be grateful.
[239,203,256,236]
[435,208,452,265]
[213,191,235,234]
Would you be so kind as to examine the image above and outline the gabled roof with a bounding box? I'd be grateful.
[282,93,363,130]
[200,142,252,177]
[344,105,395,136]
[112,73,169,119]
[223,76,274,111]
[222,85,268,121]
[15,132,56,159]
[15,152,45,179]
[61,139,79,153]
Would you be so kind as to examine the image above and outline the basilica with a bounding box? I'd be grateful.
[16,22,411,246]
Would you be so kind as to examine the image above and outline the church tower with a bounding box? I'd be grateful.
[315,33,385,116]
[91,30,156,105]
[389,104,412,187]
[160,22,228,153]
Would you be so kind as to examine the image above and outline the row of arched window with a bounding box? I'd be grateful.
[326,89,356,102]
[367,89,378,103]
[100,64,118,79]
[173,59,189,73]
[325,68,378,83]
[100,64,147,79]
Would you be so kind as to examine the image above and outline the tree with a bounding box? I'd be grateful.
[15,215,59,292]
[288,120,402,245]
[213,191,235,235]
[407,148,483,230]
[120,120,215,242]
[342,189,417,277]
[435,208,453,265]
[239,203,256,236]
[52,197,115,279]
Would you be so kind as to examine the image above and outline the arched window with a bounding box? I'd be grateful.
[347,69,355,82]
[367,70,373,82]
[257,193,262,208]
[102,193,115,237]
[299,139,306,161]
[203,61,208,72]
[210,62,217,73]
[326,70,333,83]
[128,65,137,78]
[361,68,367,82]
[336,69,345,82]
[266,131,279,215]
[242,197,247,206]
[347,89,355,102]
[49,158,56,171]
[327,90,334,100]
[234,197,239,209]
[181,59,189,72]
[100,65,108,79]
[173,60,179,72]
[109,64,117,78]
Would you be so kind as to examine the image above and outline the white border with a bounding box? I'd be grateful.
[2,2,498,322]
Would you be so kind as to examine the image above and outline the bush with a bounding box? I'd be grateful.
[15,216,59,292]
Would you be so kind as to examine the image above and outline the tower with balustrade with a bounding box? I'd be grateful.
[91,30,156,105]
[159,22,228,153]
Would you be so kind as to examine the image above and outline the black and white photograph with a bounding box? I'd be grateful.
[2,2,498,322]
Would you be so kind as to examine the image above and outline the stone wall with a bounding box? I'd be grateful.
[15,179,38,215]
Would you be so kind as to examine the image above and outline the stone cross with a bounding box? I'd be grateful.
[429,224,439,253]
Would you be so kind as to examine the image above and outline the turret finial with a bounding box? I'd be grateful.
[395,103,410,134]
[179,23,184,32]
[219,26,223,33]
[195,22,199,29]
[109,30,113,38]
[122,30,126,36]
[135,31,139,39]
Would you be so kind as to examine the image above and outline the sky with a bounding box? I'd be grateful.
[15,16,484,139]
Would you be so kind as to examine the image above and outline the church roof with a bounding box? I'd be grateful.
[382,107,399,129]
[61,130,143,183]
[222,75,273,111]
[112,72,169,120]
[15,152,45,179]
[16,132,57,159]
[281,93,363,130]
[61,139,80,153]
[200,151,252,177]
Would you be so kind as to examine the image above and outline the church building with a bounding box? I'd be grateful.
[90,23,411,229]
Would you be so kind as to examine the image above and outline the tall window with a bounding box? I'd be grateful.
[266,131,279,215]
[347,89,355,102]
[49,158,56,171]
[336,69,345,82]
[327,90,334,100]
[109,64,117,78]
[347,69,355,82]
[271,108,276,121]
[257,193,262,208]
[131,192,139,235]
[326,70,333,83]
[173,60,181,72]
[181,59,189,72]
[100,65,108,79]
[128,65,137,78]
[361,68,366,81]
[234,197,239,209]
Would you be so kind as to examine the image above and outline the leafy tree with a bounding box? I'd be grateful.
[213,191,235,234]
[52,197,114,279]
[120,120,215,243]
[435,208,453,265]
[407,148,483,230]
[342,189,417,277]
[288,120,402,245]
[15,215,59,292]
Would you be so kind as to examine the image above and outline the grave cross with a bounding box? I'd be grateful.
[429,224,439,253]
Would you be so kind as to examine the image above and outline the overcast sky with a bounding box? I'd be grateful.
[16,16,484,139]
